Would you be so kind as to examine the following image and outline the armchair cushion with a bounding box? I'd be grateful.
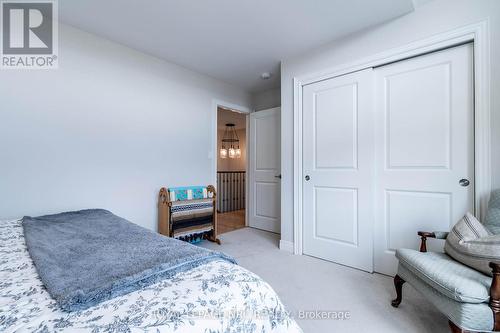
[397,264,494,332]
[444,212,500,276]
[485,189,500,234]
[396,248,492,303]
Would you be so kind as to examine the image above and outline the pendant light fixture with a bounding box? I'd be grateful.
[220,123,241,159]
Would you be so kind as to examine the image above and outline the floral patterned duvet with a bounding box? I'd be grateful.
[0,219,302,333]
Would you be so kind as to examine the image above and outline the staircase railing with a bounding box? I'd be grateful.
[216,171,245,213]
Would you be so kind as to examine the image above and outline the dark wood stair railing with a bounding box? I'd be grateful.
[216,171,245,213]
[391,231,500,332]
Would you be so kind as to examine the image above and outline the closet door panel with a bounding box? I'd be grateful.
[302,68,374,272]
[373,43,474,275]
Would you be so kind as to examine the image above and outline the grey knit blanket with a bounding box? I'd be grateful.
[22,209,235,312]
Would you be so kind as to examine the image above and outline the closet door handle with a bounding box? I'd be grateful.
[459,178,470,187]
[305,175,310,181]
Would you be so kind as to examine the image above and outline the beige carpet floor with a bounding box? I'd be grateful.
[201,227,449,333]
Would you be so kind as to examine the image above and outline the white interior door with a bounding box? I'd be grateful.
[248,107,281,233]
[302,69,374,272]
[373,43,474,275]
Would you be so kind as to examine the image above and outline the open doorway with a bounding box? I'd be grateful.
[217,106,247,234]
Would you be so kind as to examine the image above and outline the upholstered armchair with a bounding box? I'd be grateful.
[392,190,500,333]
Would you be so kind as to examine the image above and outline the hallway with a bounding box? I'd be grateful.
[218,209,245,234]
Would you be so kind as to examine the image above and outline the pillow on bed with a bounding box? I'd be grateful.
[444,212,500,276]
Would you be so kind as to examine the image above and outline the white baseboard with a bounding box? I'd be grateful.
[279,239,294,253]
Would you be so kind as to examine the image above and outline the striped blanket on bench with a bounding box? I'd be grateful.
[158,186,219,244]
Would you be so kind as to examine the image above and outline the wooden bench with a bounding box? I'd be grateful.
[158,185,220,244]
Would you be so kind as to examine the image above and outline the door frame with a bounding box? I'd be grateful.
[292,21,491,255]
[211,99,252,226]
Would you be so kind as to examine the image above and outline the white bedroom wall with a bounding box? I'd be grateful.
[280,0,500,243]
[252,88,281,111]
[0,24,251,231]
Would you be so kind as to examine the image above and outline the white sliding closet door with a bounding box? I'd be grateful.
[302,69,374,272]
[373,43,474,275]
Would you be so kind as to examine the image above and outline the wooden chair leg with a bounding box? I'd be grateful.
[208,236,221,245]
[448,320,467,333]
[206,231,221,245]
[391,274,405,307]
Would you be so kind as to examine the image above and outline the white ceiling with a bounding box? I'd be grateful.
[59,0,415,93]
[218,108,246,130]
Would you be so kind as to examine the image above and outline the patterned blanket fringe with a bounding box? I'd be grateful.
[175,230,214,244]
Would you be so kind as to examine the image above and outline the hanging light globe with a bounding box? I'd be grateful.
[221,123,240,159]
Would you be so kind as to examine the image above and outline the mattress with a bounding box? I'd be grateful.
[0,219,302,333]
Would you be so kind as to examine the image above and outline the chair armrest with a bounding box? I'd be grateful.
[490,262,500,331]
[433,231,449,239]
[418,231,436,238]
[417,231,448,252]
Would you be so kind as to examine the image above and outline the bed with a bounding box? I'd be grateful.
[0,216,302,333]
